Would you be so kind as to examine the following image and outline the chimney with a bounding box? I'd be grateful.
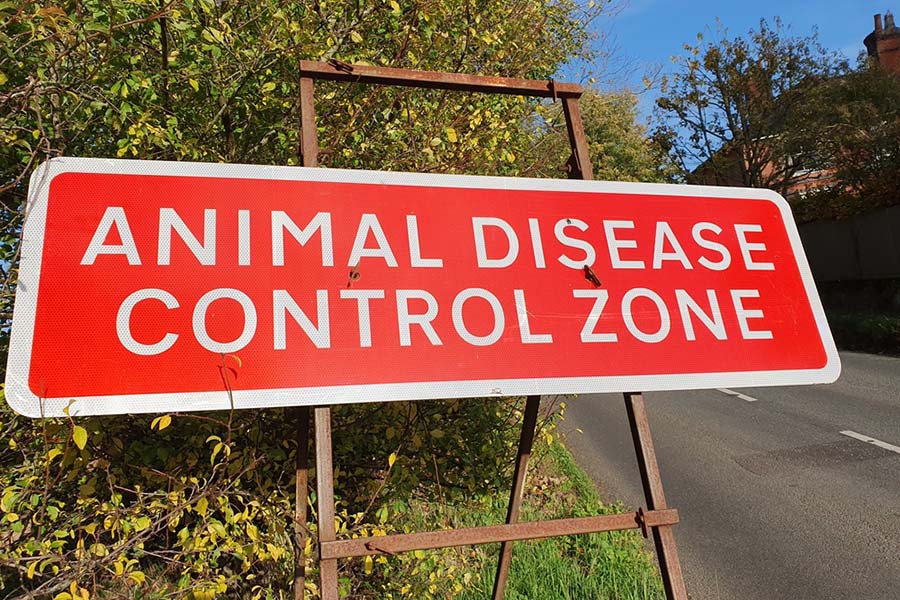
[876,13,883,33]
[886,12,896,29]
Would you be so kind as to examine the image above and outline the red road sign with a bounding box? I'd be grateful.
[6,158,839,417]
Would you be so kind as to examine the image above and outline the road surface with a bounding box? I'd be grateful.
[560,351,900,600]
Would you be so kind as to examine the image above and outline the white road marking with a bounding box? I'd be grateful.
[716,388,758,402]
[840,430,900,456]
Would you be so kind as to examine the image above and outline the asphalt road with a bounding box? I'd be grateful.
[559,351,900,600]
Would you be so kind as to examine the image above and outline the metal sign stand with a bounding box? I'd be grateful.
[293,60,688,600]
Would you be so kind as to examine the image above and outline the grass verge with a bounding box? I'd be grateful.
[382,439,664,600]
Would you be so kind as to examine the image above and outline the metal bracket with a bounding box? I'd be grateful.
[636,507,650,538]
[327,58,354,73]
[563,152,582,179]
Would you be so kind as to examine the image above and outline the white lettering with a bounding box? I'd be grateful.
[273,290,330,350]
[731,289,773,339]
[622,288,670,343]
[272,211,333,267]
[158,208,216,266]
[675,289,726,341]
[406,215,443,268]
[514,289,552,343]
[573,289,617,342]
[653,222,693,269]
[340,289,385,347]
[192,288,257,353]
[452,288,505,346]
[116,289,178,355]
[473,217,519,268]
[555,219,596,269]
[604,220,645,269]
[528,218,546,269]
[238,210,251,266]
[735,224,774,271]
[349,214,398,267]
[396,290,442,346]
[692,223,731,271]
[81,207,141,265]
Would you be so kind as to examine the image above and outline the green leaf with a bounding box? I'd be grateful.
[261,81,276,93]
[188,78,199,93]
[72,425,87,450]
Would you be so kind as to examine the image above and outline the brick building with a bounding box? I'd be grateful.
[864,12,900,75]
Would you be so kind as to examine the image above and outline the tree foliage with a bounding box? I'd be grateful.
[526,89,674,182]
[654,19,848,195]
[0,1,670,598]
[790,60,900,221]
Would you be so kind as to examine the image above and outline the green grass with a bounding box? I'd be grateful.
[390,441,664,600]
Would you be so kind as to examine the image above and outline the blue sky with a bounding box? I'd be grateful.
[590,0,891,119]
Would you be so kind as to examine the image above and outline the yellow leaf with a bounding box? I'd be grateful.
[157,415,172,430]
[84,523,98,536]
[364,555,374,575]
[189,78,199,93]
[27,561,37,579]
[129,571,146,584]
[388,452,397,468]
[114,561,124,576]
[196,497,209,517]
[0,72,7,86]
[389,0,400,14]
[73,426,87,450]
[445,127,457,143]
[350,30,363,43]
[53,593,72,600]
[47,448,62,462]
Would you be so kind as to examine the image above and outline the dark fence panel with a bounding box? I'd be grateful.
[798,204,900,282]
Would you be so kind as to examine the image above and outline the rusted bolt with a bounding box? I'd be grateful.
[328,58,354,73]
[636,507,650,538]
[364,541,396,556]
[347,265,361,288]
[583,264,602,288]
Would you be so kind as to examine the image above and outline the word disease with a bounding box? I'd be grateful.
[7,161,836,416]
[83,208,779,355]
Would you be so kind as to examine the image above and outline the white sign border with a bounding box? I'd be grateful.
[5,157,841,417]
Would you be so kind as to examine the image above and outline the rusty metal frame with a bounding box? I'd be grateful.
[294,60,686,600]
